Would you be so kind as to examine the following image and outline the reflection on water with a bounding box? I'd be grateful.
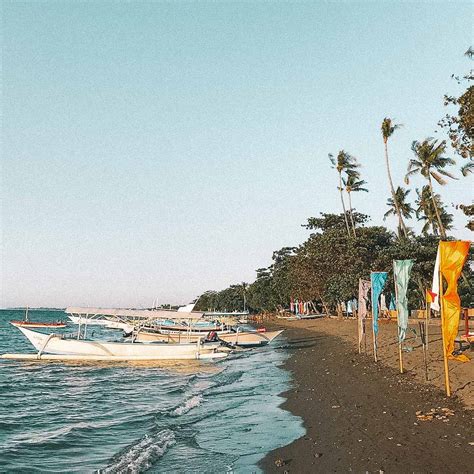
[0,309,304,472]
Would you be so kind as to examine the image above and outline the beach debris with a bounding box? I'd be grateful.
[331,405,341,409]
[274,458,285,467]
[314,452,323,458]
[415,408,455,422]
[468,441,474,446]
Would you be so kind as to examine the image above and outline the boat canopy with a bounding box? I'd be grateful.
[65,307,205,320]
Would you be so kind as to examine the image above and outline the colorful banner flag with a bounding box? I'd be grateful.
[358,279,371,349]
[393,259,414,343]
[426,289,437,304]
[371,272,388,336]
[431,247,440,312]
[440,241,470,362]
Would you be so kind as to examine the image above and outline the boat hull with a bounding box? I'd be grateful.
[11,321,66,328]
[9,326,228,361]
[135,329,284,347]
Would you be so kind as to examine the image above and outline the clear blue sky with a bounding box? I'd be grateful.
[2,1,472,308]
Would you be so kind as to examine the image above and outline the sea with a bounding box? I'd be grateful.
[0,309,304,473]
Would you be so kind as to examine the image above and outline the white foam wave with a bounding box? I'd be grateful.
[101,429,175,473]
[172,394,203,416]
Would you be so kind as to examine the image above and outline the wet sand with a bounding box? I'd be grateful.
[260,318,473,473]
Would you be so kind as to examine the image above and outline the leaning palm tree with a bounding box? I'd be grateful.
[405,138,457,239]
[342,173,368,237]
[383,186,414,238]
[415,186,453,235]
[329,151,360,237]
[381,118,408,238]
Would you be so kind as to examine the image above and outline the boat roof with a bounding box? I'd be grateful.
[65,307,205,320]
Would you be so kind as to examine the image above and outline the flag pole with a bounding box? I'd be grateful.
[418,321,428,381]
[357,292,362,354]
[363,318,367,353]
[425,299,431,351]
[394,266,403,374]
[371,273,378,362]
[358,316,361,354]
[439,267,451,397]
[425,292,430,351]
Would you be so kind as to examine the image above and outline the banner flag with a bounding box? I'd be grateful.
[358,279,371,349]
[371,272,388,336]
[431,247,440,311]
[426,289,437,304]
[440,241,470,362]
[393,259,414,343]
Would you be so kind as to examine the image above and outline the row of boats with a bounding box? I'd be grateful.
[3,307,283,362]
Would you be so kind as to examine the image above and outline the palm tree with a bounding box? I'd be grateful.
[381,118,408,238]
[329,151,360,237]
[342,173,368,236]
[415,185,453,235]
[405,138,457,239]
[383,186,414,237]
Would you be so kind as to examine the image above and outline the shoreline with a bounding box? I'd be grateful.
[260,319,473,473]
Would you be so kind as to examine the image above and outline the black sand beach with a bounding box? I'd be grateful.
[260,321,473,473]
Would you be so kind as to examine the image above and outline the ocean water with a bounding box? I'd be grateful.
[0,310,304,473]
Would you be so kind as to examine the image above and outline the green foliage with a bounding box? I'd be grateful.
[303,212,369,232]
[381,117,402,143]
[198,213,472,314]
[438,49,473,159]
[415,186,454,235]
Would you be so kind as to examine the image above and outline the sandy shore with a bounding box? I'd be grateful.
[259,318,473,473]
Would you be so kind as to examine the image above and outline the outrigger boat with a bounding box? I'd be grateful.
[133,327,284,348]
[11,307,66,328]
[3,324,229,361]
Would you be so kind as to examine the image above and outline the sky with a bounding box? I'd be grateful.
[1,1,473,308]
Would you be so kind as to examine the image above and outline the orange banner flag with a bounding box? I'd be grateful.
[440,241,470,362]
[426,289,437,303]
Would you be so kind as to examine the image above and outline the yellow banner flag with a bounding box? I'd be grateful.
[440,240,470,362]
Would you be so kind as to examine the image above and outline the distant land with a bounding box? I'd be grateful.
[1,307,66,311]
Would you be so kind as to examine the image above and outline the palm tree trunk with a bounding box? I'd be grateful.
[384,141,407,238]
[347,191,357,237]
[427,174,446,239]
[338,172,351,236]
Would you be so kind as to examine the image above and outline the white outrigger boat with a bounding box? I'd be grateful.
[133,327,284,348]
[2,324,229,361]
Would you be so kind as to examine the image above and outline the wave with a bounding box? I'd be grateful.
[171,395,203,416]
[100,429,175,474]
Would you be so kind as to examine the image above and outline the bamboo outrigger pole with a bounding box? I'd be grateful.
[439,268,451,397]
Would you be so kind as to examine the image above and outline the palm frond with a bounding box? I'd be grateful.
[437,169,458,180]
[430,171,447,185]
[461,161,474,176]
[328,153,335,167]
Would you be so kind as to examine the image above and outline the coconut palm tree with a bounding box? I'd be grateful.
[415,185,453,235]
[342,173,368,237]
[329,151,360,237]
[383,186,414,238]
[381,118,408,238]
[405,138,457,239]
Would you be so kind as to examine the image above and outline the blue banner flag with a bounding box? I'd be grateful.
[371,272,388,336]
